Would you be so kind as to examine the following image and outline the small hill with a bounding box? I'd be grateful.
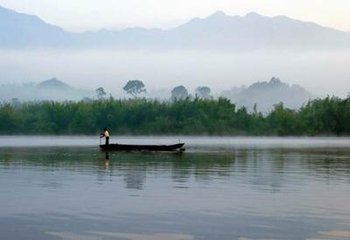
[36,78,70,89]
[221,77,311,113]
[0,78,94,102]
[33,78,94,101]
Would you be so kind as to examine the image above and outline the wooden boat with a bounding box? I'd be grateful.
[99,142,185,152]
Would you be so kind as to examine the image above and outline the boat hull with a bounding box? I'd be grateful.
[99,143,185,151]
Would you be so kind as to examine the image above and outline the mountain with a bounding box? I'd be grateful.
[0,5,349,51]
[221,77,311,113]
[0,6,74,48]
[0,78,94,101]
[169,11,350,51]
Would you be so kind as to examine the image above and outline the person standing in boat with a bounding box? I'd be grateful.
[100,128,110,145]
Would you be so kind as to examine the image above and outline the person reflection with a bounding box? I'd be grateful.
[103,152,110,170]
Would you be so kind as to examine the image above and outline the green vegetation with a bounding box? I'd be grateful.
[0,96,349,136]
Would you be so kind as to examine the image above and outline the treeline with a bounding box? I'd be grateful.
[0,96,349,136]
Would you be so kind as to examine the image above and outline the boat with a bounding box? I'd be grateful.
[99,142,185,152]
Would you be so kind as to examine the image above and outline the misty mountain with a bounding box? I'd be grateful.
[1,5,349,51]
[0,6,75,48]
[169,11,350,51]
[37,78,71,89]
[221,77,311,113]
[0,78,94,101]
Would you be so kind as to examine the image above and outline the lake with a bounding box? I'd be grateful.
[0,136,350,240]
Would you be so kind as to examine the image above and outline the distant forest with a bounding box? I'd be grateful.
[0,96,349,136]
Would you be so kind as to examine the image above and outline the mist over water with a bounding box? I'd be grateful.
[1,135,350,149]
[1,49,350,98]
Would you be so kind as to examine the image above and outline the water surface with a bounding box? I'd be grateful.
[1,136,350,240]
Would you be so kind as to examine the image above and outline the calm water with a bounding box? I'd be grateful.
[1,136,350,240]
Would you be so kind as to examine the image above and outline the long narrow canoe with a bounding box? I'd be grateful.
[100,142,185,151]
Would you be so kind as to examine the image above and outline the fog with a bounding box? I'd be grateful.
[1,49,349,98]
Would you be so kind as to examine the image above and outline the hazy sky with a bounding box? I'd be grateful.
[0,0,349,32]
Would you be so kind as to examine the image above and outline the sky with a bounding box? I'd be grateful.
[0,0,349,32]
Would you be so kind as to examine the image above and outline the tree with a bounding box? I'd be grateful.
[123,80,146,98]
[171,85,188,100]
[195,86,212,99]
[267,102,298,135]
[96,87,106,100]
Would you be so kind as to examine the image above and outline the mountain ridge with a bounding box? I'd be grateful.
[1,5,349,50]
[0,5,71,48]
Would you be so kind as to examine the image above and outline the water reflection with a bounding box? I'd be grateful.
[1,146,350,239]
[1,147,350,191]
